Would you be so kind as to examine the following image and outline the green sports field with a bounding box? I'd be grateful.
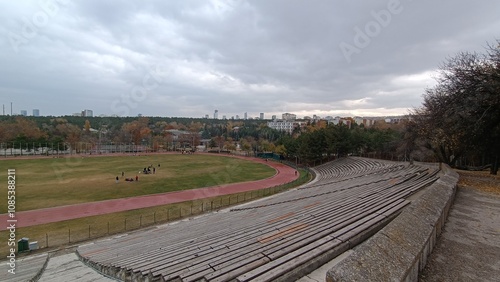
[0,154,275,213]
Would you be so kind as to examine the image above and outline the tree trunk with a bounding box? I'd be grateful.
[490,154,499,175]
[437,145,449,164]
[450,153,461,167]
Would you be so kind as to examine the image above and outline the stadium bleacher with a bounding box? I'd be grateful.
[77,157,440,281]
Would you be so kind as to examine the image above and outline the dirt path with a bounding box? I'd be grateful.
[0,156,298,228]
[420,172,500,281]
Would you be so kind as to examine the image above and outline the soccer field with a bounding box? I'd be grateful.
[0,154,275,213]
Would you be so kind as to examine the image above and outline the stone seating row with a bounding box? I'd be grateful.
[77,158,440,281]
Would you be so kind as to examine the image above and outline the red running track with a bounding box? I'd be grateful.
[0,156,298,228]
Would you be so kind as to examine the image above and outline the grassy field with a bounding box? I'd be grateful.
[0,154,275,213]
[0,168,311,257]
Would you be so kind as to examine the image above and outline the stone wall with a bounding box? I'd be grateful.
[326,163,459,282]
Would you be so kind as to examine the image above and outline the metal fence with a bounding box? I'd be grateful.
[0,142,163,157]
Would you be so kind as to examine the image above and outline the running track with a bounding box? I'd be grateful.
[0,155,298,228]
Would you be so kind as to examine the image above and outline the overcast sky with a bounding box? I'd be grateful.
[1,0,499,118]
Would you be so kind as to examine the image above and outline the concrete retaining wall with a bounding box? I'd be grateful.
[326,163,459,282]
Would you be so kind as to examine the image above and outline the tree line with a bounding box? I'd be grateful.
[0,113,408,164]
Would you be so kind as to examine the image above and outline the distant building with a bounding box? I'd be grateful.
[222,115,227,120]
[214,110,218,119]
[385,117,405,124]
[271,115,277,120]
[244,112,248,120]
[354,117,374,127]
[235,115,239,119]
[205,114,209,119]
[282,113,296,121]
[82,109,93,117]
[267,120,296,134]
[32,109,40,117]
[20,110,27,116]
[329,117,352,128]
[260,113,264,120]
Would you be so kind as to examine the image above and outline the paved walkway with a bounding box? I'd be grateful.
[0,156,298,228]
[38,253,114,282]
[420,186,500,281]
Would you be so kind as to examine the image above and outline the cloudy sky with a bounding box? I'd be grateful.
[0,1,499,118]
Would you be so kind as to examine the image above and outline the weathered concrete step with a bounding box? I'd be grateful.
[39,252,115,282]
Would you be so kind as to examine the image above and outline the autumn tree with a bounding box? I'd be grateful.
[275,144,287,156]
[412,41,500,174]
[240,139,252,154]
[0,117,48,147]
[224,137,237,151]
[121,117,152,145]
[188,121,203,132]
[57,123,82,146]
[84,120,91,133]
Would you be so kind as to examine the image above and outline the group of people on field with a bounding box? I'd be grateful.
[143,164,156,174]
[115,163,160,183]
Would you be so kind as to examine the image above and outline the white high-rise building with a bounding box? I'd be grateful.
[214,110,219,119]
[82,109,93,117]
[32,109,40,117]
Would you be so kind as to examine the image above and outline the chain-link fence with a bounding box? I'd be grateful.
[0,142,174,157]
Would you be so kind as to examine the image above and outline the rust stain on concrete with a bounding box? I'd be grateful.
[388,178,400,185]
[258,223,308,244]
[303,202,321,209]
[267,212,295,223]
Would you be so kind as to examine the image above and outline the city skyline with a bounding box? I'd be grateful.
[1,102,408,120]
[1,101,406,120]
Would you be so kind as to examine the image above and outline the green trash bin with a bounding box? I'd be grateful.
[18,238,29,253]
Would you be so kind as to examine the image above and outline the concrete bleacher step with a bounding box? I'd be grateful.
[77,157,441,282]
[0,253,48,282]
[40,252,114,282]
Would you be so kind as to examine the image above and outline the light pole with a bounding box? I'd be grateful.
[98,129,101,154]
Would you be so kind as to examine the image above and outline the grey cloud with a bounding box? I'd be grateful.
[0,0,499,118]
